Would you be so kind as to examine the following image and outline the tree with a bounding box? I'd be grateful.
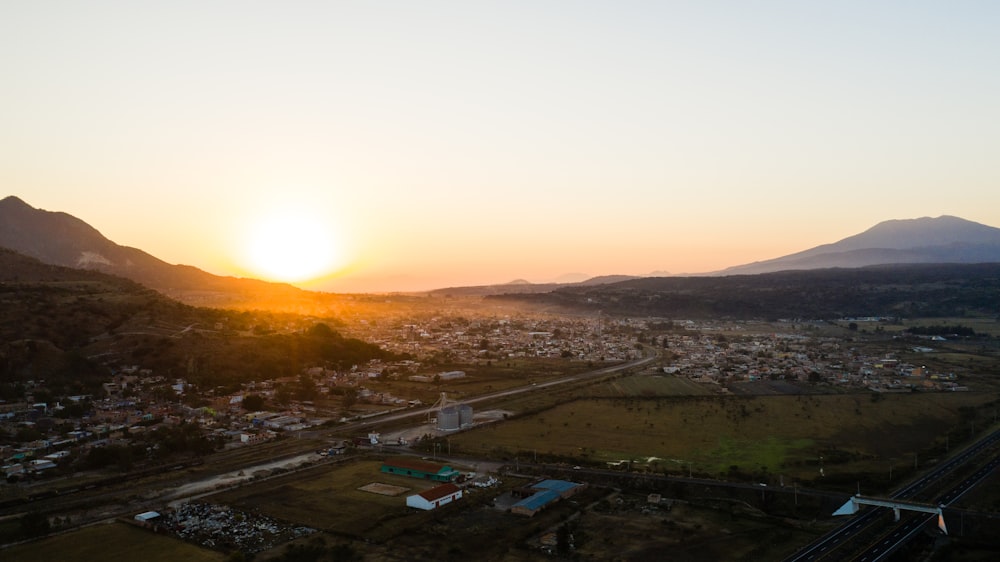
[295,374,319,401]
[342,387,358,410]
[20,512,51,538]
[556,524,572,556]
[275,385,292,406]
[242,394,266,411]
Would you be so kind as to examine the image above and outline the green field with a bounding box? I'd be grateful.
[874,317,1000,338]
[3,522,224,562]
[449,392,999,480]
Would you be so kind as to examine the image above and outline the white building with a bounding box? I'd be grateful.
[406,483,463,511]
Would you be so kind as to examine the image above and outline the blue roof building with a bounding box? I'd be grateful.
[510,479,585,516]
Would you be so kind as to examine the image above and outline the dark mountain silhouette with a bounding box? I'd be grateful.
[429,274,642,296]
[492,263,1000,320]
[719,216,1000,275]
[0,195,313,308]
[0,247,388,391]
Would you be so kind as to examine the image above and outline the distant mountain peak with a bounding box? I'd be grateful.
[1,195,30,207]
[720,215,1000,275]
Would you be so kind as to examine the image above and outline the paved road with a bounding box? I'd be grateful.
[784,428,1000,561]
[337,351,659,433]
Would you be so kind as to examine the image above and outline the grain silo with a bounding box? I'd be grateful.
[437,406,460,431]
[458,404,474,427]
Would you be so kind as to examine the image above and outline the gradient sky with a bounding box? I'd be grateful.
[3,1,999,292]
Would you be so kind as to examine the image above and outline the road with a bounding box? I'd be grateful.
[853,450,1000,561]
[784,428,1000,561]
[0,351,658,538]
[338,351,659,433]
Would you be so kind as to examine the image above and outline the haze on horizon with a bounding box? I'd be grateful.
[3,2,999,293]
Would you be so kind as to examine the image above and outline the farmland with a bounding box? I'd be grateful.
[4,522,224,562]
[447,391,999,481]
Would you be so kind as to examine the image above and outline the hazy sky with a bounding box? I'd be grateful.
[3,1,999,292]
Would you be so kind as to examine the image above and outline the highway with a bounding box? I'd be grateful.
[342,351,659,432]
[854,450,1000,561]
[784,428,1000,561]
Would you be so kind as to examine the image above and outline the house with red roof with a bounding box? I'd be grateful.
[406,483,463,510]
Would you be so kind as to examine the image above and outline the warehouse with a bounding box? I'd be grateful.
[510,479,584,517]
[381,457,460,482]
[406,483,463,510]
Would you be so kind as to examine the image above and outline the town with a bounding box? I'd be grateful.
[2,315,972,484]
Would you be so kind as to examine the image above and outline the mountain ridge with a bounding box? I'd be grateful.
[718,215,1000,275]
[5,196,1000,299]
[0,195,312,308]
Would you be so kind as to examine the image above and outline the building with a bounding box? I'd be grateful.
[510,479,585,517]
[134,511,161,523]
[381,457,460,482]
[406,483,463,510]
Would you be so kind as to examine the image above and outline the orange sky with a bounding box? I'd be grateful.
[3,2,999,292]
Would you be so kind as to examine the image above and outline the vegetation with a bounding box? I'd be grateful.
[0,249,391,393]
[2,522,225,562]
[495,263,1000,320]
[447,392,999,483]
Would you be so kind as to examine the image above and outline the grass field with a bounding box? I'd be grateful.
[874,317,1000,338]
[449,392,999,480]
[3,522,225,562]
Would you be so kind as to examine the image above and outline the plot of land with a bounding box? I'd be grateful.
[4,522,224,562]
[592,374,714,397]
[359,482,410,496]
[449,392,997,479]
[209,459,456,537]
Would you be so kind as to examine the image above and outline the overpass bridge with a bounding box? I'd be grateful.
[833,494,948,534]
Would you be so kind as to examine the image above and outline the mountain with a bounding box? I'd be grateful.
[0,195,313,308]
[429,274,643,297]
[0,247,388,391]
[719,216,1000,275]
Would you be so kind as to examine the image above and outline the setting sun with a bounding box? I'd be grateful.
[240,209,344,283]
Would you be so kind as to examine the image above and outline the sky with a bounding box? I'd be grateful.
[2,1,999,292]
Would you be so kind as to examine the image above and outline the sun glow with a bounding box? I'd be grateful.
[240,208,345,283]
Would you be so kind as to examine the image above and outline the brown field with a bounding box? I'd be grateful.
[448,392,999,480]
[358,482,410,496]
[571,492,818,561]
[372,358,601,405]
[588,373,714,398]
[3,522,225,562]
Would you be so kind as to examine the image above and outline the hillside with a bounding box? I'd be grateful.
[490,263,1000,320]
[0,248,388,394]
[429,275,642,297]
[0,196,325,310]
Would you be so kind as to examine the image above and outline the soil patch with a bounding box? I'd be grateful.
[359,482,410,496]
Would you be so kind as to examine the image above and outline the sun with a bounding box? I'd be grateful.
[241,209,344,283]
